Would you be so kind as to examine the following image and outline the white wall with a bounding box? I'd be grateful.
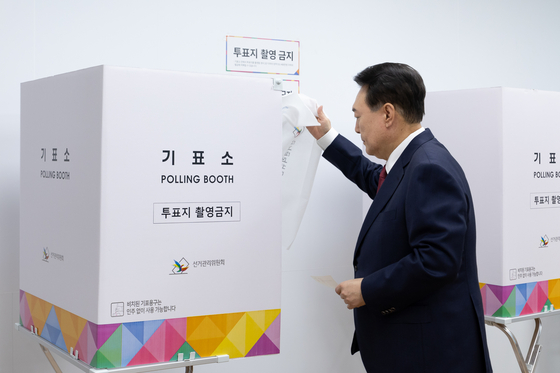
[2,1,560,372]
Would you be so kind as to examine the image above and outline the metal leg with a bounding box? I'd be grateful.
[486,318,543,373]
[185,366,193,373]
[40,344,64,373]
[525,318,543,372]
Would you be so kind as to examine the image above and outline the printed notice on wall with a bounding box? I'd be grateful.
[226,35,300,75]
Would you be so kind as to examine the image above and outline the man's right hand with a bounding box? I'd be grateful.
[307,105,332,140]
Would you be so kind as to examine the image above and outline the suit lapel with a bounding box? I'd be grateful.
[353,129,435,262]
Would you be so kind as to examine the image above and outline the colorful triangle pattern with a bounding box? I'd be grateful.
[480,279,559,317]
[19,290,280,368]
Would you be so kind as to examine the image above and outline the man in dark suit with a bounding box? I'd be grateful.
[308,63,492,372]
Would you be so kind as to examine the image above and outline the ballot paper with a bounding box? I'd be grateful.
[281,93,322,250]
[312,275,339,289]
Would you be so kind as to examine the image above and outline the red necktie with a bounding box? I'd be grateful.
[377,166,387,192]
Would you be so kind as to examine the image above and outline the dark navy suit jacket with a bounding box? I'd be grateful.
[323,129,492,372]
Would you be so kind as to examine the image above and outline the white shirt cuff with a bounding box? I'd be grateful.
[316,128,339,150]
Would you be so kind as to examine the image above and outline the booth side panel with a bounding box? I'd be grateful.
[484,88,560,317]
[20,66,104,325]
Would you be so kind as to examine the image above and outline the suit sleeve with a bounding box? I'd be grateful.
[322,134,384,199]
[360,158,470,314]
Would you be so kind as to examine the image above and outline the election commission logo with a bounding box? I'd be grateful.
[171,258,189,275]
[540,234,560,248]
[42,247,50,262]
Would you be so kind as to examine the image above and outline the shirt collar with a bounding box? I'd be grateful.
[385,127,425,174]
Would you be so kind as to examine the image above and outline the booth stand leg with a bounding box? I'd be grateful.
[40,344,64,373]
[185,366,193,373]
[525,319,543,372]
[486,318,542,373]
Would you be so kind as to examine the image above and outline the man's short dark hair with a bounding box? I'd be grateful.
[354,63,426,124]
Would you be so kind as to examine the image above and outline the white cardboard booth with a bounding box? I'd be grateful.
[19,66,282,368]
[423,87,560,317]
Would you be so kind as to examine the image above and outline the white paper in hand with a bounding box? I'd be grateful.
[311,275,339,289]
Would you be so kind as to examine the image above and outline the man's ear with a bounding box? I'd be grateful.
[383,103,396,127]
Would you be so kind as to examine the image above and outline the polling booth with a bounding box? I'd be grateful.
[422,87,560,318]
[19,66,283,369]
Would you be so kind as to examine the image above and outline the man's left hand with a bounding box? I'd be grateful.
[335,278,365,309]
[307,105,331,140]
